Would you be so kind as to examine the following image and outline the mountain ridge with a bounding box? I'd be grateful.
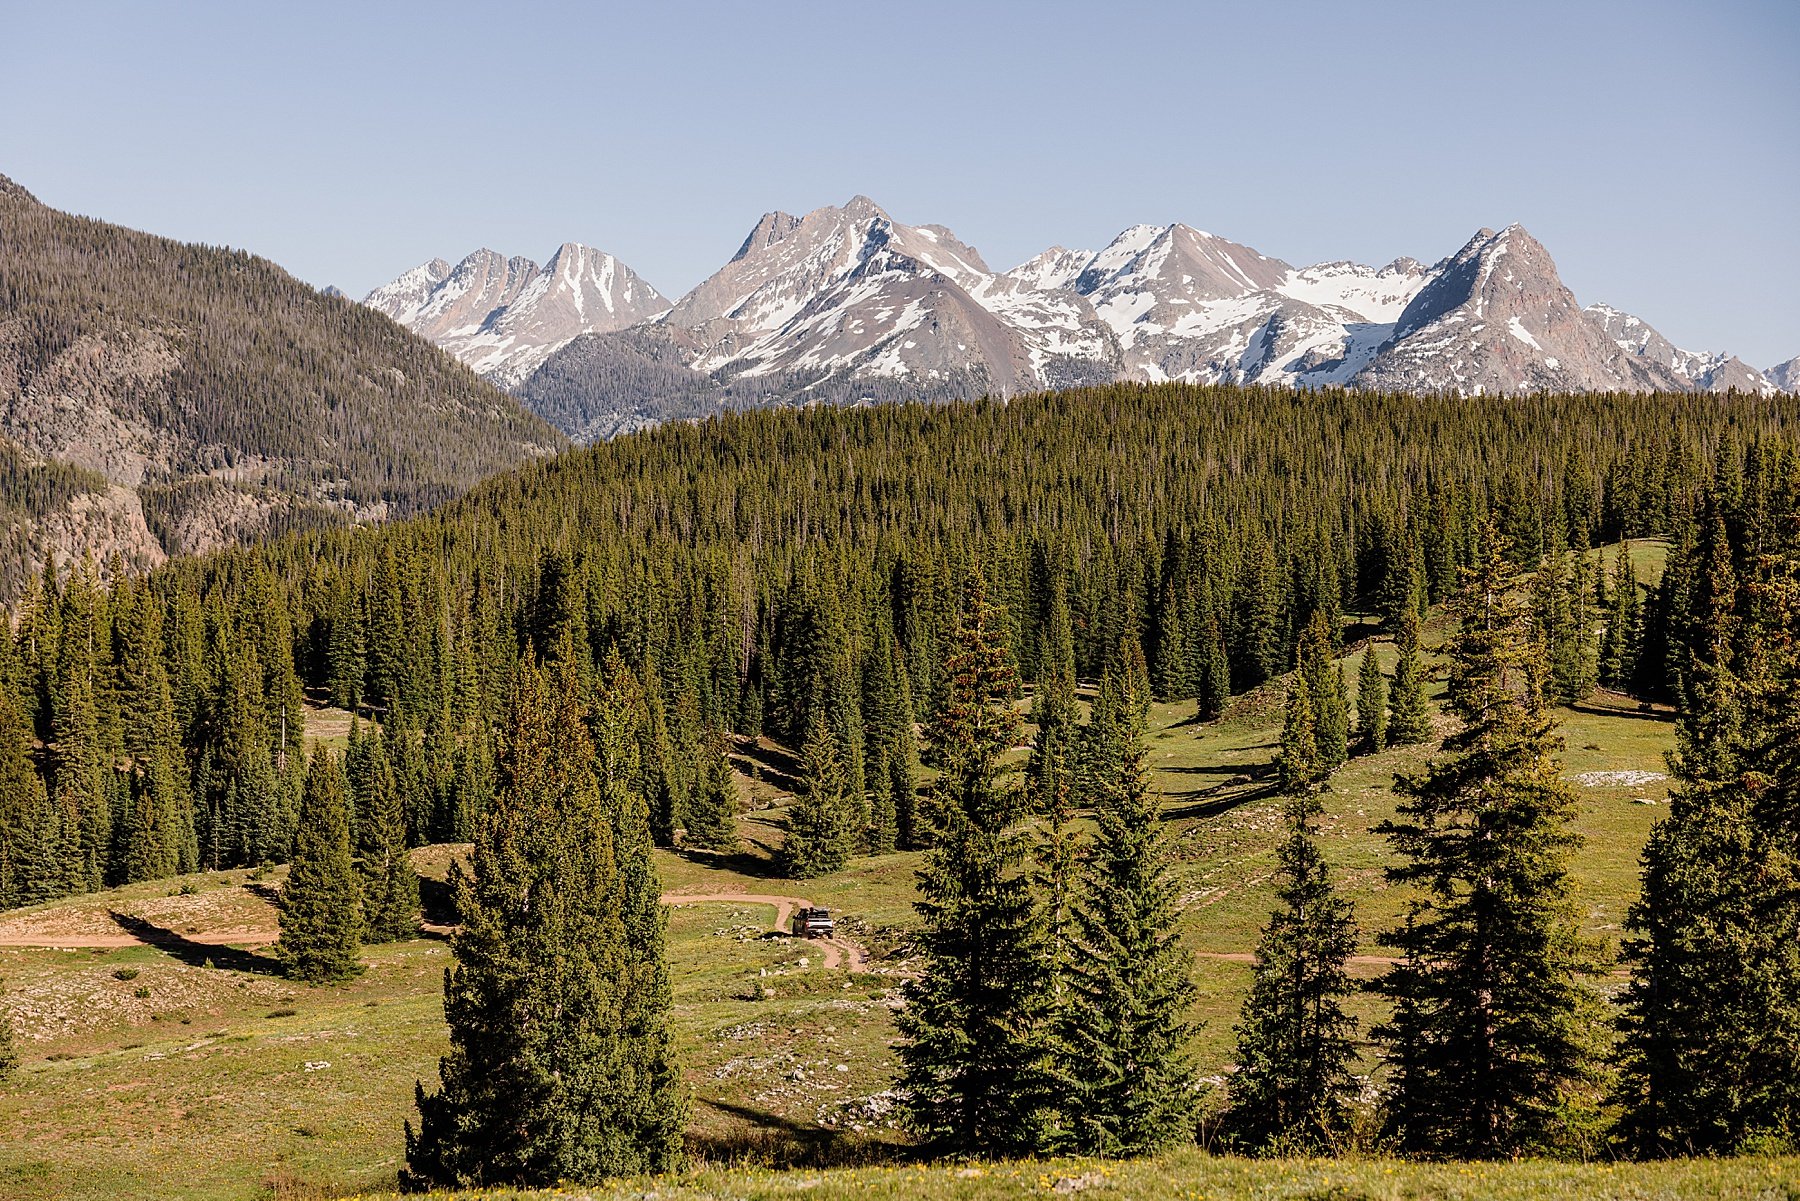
[369,197,1794,441]
[0,171,565,595]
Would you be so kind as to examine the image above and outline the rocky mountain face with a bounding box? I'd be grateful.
[1764,356,1800,394]
[367,197,1784,440]
[0,172,563,597]
[365,243,670,387]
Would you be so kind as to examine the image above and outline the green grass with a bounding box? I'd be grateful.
[353,1150,1800,1200]
[0,550,1726,1198]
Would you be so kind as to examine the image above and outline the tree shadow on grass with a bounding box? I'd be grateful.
[1163,776,1280,822]
[689,1098,907,1169]
[106,911,280,975]
[417,872,458,927]
[1567,700,1675,724]
[679,845,785,881]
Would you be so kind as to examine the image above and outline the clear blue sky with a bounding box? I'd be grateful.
[4,0,1796,367]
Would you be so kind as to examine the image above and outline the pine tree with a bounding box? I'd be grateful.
[1278,681,1319,795]
[899,576,1051,1155]
[1386,601,1432,745]
[592,646,688,1171]
[1057,664,1197,1156]
[1355,643,1388,754]
[0,687,51,908]
[1617,491,1800,1154]
[1297,611,1348,776]
[51,569,108,893]
[1226,793,1360,1153]
[1598,544,1640,692]
[780,714,855,878]
[1027,661,1081,1006]
[407,655,680,1187]
[276,752,362,984]
[353,729,419,943]
[682,731,740,851]
[1373,527,1602,1158]
[1196,607,1231,722]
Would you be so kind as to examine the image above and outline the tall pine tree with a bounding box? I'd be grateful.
[407,655,681,1187]
[1386,601,1432,746]
[277,752,362,984]
[1226,793,1360,1153]
[780,714,856,878]
[898,576,1051,1156]
[1056,660,1197,1156]
[1373,527,1601,1158]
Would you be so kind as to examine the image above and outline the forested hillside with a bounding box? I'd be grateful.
[0,173,564,597]
[0,381,1793,898]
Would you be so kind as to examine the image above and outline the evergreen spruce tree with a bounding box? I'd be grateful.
[1373,527,1602,1158]
[1197,607,1231,722]
[681,731,740,851]
[592,645,688,1171]
[353,730,419,943]
[51,573,108,893]
[1057,664,1197,1156]
[407,655,680,1187]
[1386,601,1432,745]
[780,714,855,878]
[1297,611,1348,776]
[1027,660,1081,1006]
[276,752,362,984]
[899,576,1051,1156]
[1617,491,1800,1154]
[1598,544,1640,692]
[1355,643,1388,753]
[1226,793,1360,1153]
[0,689,49,908]
[1278,681,1319,794]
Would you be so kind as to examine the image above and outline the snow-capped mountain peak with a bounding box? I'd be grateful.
[364,200,1784,440]
[365,242,668,387]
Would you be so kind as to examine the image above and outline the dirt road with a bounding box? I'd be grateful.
[0,891,871,971]
[663,891,867,970]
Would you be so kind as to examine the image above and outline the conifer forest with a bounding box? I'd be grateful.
[4,381,1800,1193]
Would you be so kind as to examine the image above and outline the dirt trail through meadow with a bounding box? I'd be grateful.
[0,891,871,971]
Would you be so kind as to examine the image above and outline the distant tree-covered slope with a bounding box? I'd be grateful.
[0,172,564,594]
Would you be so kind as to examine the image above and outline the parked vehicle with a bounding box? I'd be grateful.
[791,907,834,938]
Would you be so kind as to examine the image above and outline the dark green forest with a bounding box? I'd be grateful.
[1,381,1798,1164]
[1,382,1794,895]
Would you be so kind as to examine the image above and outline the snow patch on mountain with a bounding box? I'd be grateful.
[365,245,668,387]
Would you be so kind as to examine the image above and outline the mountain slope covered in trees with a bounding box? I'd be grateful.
[4,380,1797,912]
[0,172,564,597]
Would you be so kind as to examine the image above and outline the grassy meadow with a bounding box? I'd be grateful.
[1,541,1770,1199]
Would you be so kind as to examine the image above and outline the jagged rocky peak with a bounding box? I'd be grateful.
[363,196,1781,438]
[1389,223,1561,340]
[1002,246,1093,293]
[1077,223,1292,302]
[1769,356,1800,393]
[364,239,668,387]
[1586,302,1772,393]
[733,210,804,260]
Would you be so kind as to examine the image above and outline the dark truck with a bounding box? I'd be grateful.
[790,907,834,938]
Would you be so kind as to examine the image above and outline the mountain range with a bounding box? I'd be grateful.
[369,197,1797,441]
